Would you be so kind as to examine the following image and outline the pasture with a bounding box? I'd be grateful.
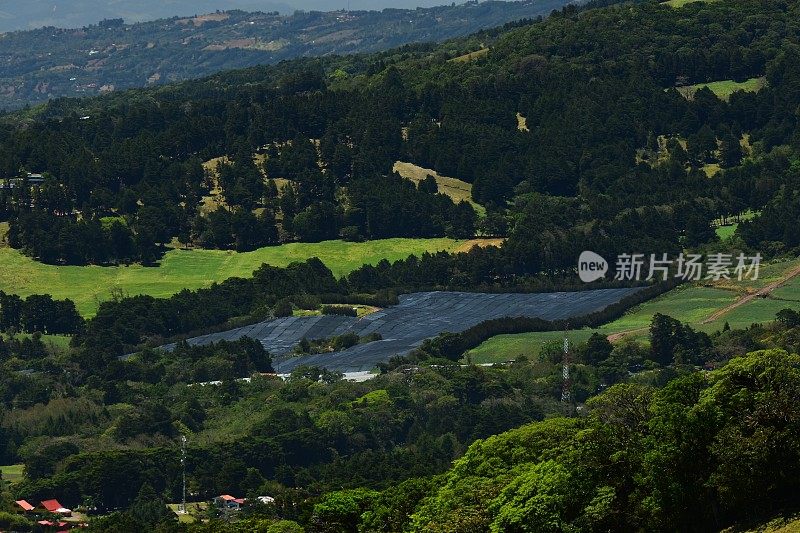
[393,161,486,216]
[716,224,737,241]
[0,236,470,317]
[676,77,766,101]
[0,464,24,485]
[467,258,800,364]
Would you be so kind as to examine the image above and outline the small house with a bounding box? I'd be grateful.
[213,494,245,510]
[14,499,35,512]
[39,499,72,516]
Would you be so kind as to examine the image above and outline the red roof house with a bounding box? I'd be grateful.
[39,499,72,515]
[15,499,35,512]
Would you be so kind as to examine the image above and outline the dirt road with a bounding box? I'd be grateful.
[701,262,800,324]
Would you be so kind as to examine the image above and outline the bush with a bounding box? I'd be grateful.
[321,305,357,317]
[273,298,293,317]
[0,512,32,530]
[292,294,321,311]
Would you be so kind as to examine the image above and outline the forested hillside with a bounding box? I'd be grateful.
[0,0,800,530]
[1,0,798,277]
[0,0,573,109]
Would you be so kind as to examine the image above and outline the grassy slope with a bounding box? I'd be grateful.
[0,237,468,317]
[716,224,737,240]
[677,77,766,101]
[664,0,718,8]
[467,259,800,364]
[449,47,489,63]
[393,161,486,217]
[0,464,24,484]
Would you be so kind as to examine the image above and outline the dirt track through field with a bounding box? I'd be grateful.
[606,327,648,343]
[605,261,800,342]
[701,262,800,324]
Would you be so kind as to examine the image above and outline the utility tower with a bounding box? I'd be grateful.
[179,435,187,514]
[560,337,572,404]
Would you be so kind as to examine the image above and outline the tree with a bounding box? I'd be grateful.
[128,483,174,529]
[719,133,743,168]
[418,174,438,194]
[581,333,613,365]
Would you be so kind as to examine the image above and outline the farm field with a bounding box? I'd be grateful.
[0,464,24,485]
[676,77,766,101]
[164,288,642,373]
[0,236,471,317]
[467,258,800,364]
[393,161,486,216]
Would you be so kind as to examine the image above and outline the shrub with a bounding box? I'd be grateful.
[321,305,357,317]
[273,298,293,317]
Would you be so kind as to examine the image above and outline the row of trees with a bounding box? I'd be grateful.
[0,291,82,334]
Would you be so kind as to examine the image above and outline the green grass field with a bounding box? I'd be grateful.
[467,259,800,364]
[676,77,766,102]
[3,332,72,350]
[0,464,24,485]
[664,0,718,8]
[0,237,468,317]
[716,224,737,241]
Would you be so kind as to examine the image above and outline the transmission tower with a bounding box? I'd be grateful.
[560,337,572,404]
[179,435,187,514]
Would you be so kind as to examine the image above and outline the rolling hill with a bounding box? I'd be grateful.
[0,0,574,109]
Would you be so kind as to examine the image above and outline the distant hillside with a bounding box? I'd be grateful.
[0,0,573,109]
[0,1,494,32]
[0,0,290,32]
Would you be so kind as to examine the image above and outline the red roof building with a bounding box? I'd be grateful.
[15,499,35,512]
[39,499,72,515]
[40,499,64,512]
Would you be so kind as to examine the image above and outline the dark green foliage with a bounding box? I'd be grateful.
[0,291,83,334]
[321,305,357,317]
[273,298,294,318]
[580,332,614,365]
[777,308,800,329]
[417,175,438,194]
[293,331,379,355]
[650,313,713,366]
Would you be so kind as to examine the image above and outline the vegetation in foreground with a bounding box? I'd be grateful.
[2,308,800,532]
